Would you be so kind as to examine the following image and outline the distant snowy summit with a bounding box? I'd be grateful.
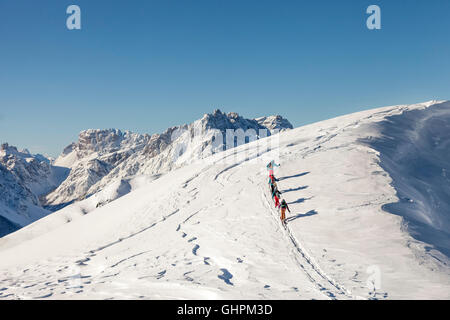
[204,109,293,132]
[0,110,292,235]
[254,115,294,132]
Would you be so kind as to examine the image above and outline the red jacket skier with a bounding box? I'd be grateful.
[272,188,282,208]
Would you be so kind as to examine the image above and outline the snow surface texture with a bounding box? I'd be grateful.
[0,101,449,300]
[360,102,450,259]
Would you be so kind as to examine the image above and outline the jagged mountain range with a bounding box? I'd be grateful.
[0,110,292,235]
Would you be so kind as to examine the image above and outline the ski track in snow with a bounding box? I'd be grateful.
[210,144,347,299]
[259,180,354,300]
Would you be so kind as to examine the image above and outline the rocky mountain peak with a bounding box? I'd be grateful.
[255,115,294,131]
[1,143,19,156]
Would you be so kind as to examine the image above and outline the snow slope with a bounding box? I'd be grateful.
[360,102,450,258]
[0,101,449,300]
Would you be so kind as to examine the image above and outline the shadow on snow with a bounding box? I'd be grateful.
[285,210,318,223]
[280,186,308,193]
[288,197,313,205]
[277,172,310,181]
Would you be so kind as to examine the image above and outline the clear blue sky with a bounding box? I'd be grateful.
[1,0,449,157]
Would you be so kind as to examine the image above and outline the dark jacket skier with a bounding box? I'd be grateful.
[272,188,282,208]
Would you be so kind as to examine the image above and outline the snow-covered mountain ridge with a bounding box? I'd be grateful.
[0,100,448,300]
[44,110,292,209]
[0,144,68,236]
[0,111,292,234]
